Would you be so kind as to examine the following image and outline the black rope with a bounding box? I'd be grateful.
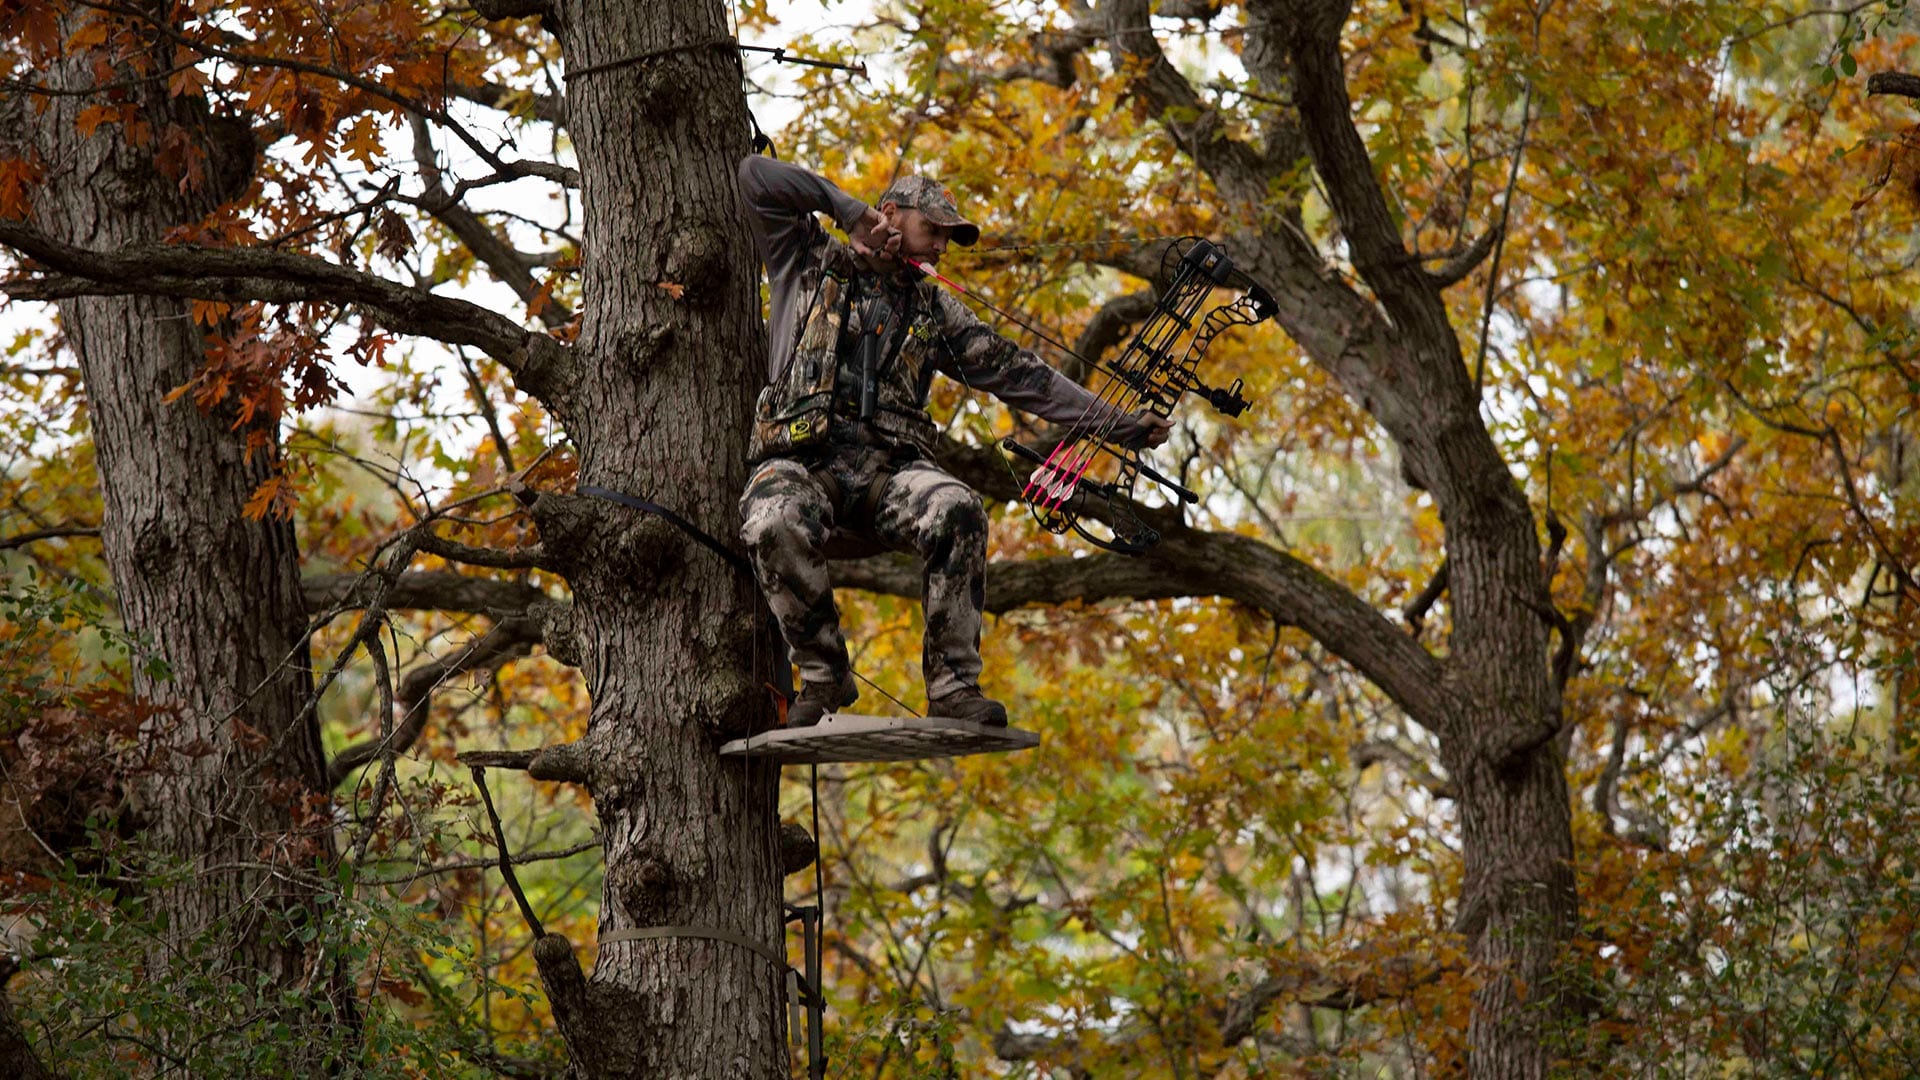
[749,108,778,159]
[578,484,752,575]
[738,43,867,76]
[564,36,736,82]
[809,760,827,1071]
[566,38,867,83]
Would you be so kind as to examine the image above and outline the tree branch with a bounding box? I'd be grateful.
[1265,0,1459,370]
[1159,0,1224,17]
[1401,557,1449,637]
[469,0,556,23]
[326,616,543,788]
[1424,226,1501,289]
[446,76,568,128]
[836,480,1454,732]
[0,221,579,409]
[1221,955,1448,1043]
[410,113,574,331]
[988,29,1088,89]
[926,439,1451,729]
[0,525,99,551]
[1092,4,1447,499]
[1350,739,1456,799]
[1867,71,1920,100]
[1068,290,1156,384]
[95,0,559,182]
[1101,0,1282,213]
[361,835,601,887]
[302,569,551,617]
[412,529,551,571]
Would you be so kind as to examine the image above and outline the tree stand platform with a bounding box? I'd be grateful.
[719,713,1039,764]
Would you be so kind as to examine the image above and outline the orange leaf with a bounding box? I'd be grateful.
[167,62,210,100]
[376,976,427,1007]
[242,475,284,521]
[74,104,120,138]
[0,156,40,220]
[65,19,109,51]
[342,116,383,170]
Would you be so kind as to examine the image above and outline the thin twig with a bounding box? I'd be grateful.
[1473,86,1532,392]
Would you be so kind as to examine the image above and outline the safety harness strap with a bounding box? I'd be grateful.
[578,484,752,574]
[599,925,786,971]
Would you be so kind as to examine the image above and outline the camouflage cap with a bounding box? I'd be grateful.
[877,175,981,246]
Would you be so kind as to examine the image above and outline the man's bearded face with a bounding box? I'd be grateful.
[881,205,953,268]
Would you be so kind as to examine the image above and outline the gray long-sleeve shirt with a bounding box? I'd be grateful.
[735,155,1148,443]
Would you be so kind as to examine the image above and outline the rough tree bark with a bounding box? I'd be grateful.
[6,3,346,1057]
[517,2,790,1076]
[1268,6,1578,1070]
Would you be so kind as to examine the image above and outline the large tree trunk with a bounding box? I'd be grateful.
[529,3,789,1075]
[17,4,341,1054]
[1439,457,1579,1076]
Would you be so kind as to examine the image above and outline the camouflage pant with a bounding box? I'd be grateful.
[739,443,989,700]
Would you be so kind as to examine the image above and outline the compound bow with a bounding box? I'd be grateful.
[915,238,1277,554]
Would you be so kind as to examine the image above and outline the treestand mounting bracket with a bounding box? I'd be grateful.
[720,713,1038,764]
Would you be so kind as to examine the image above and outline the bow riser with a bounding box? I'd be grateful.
[1013,239,1272,552]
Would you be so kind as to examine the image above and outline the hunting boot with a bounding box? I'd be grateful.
[929,685,1008,728]
[787,671,859,728]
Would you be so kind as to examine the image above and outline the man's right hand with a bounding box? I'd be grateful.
[849,206,901,262]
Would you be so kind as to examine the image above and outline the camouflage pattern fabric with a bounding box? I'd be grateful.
[739,444,989,700]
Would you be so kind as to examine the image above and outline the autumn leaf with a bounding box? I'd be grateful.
[73,104,121,138]
[242,472,298,521]
[374,208,413,261]
[63,17,108,51]
[376,976,428,1008]
[342,115,384,170]
[0,155,39,219]
[190,299,231,327]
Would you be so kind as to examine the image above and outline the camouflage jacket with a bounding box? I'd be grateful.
[737,156,1144,463]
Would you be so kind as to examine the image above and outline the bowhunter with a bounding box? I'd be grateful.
[735,156,1172,729]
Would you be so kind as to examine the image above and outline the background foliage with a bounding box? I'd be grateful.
[3,0,1917,1075]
